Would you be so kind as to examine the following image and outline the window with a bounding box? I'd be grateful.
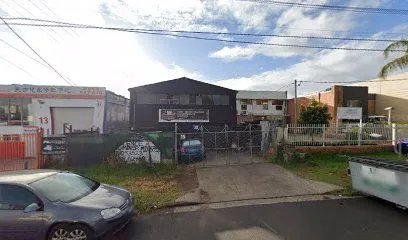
[0,98,32,126]
[272,100,284,105]
[241,104,247,110]
[179,94,189,105]
[213,95,229,105]
[0,185,39,210]
[30,172,100,203]
[189,94,197,105]
[256,99,268,105]
[182,140,202,147]
[276,105,283,111]
[202,95,214,105]
[0,99,8,125]
[263,104,268,110]
[347,100,362,107]
[240,99,251,105]
[136,93,157,104]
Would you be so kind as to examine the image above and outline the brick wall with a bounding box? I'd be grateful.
[295,145,393,154]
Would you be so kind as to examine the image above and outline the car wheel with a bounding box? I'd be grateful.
[47,224,70,240]
[68,224,93,240]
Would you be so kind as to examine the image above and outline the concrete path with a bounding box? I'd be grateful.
[176,163,342,204]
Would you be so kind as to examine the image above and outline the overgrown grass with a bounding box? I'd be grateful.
[272,151,405,196]
[73,164,182,214]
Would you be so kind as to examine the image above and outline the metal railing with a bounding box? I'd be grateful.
[284,123,399,146]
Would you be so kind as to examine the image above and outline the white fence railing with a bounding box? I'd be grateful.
[284,124,407,146]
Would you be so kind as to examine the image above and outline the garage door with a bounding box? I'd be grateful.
[52,107,94,134]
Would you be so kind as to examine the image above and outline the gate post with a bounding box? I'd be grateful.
[35,128,44,168]
[249,124,253,162]
[174,123,178,165]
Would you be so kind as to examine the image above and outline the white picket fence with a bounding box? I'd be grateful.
[284,123,406,146]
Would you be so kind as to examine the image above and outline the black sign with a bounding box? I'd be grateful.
[42,136,67,155]
[159,109,209,122]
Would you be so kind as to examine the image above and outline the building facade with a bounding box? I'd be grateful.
[0,85,128,136]
[287,85,371,123]
[236,91,287,124]
[128,77,237,131]
[357,72,408,122]
[104,91,130,133]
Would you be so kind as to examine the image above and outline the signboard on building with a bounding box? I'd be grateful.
[337,107,362,120]
[42,136,67,155]
[158,109,209,122]
[0,85,105,99]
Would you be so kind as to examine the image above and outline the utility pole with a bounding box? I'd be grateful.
[294,79,298,124]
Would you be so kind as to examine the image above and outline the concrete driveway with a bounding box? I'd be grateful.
[177,163,342,203]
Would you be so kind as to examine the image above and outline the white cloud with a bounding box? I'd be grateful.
[209,0,390,61]
[215,24,408,97]
[0,0,201,97]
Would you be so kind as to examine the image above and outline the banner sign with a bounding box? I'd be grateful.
[42,136,67,155]
[0,85,105,99]
[337,107,362,120]
[159,109,209,122]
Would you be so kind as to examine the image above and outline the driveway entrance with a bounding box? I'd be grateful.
[175,123,277,166]
[178,163,342,204]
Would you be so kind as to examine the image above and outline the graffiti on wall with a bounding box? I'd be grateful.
[116,141,161,163]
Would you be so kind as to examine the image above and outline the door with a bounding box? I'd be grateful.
[0,184,46,240]
[51,107,94,134]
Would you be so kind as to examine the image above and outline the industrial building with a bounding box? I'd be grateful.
[0,85,129,136]
[287,85,372,123]
[128,77,237,131]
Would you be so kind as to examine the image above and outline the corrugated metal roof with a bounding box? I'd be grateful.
[236,91,287,100]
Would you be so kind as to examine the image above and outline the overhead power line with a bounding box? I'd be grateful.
[235,0,408,15]
[299,78,408,84]
[0,17,75,86]
[1,20,406,52]
[0,37,48,68]
[0,54,36,78]
[276,82,294,91]
[3,17,402,42]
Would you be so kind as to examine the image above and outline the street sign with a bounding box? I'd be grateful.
[42,136,67,155]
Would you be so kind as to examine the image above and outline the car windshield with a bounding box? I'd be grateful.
[182,140,202,147]
[29,172,100,203]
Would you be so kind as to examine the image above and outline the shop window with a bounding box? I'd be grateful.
[0,98,8,125]
[0,98,31,125]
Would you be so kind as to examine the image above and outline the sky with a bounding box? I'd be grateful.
[0,0,407,98]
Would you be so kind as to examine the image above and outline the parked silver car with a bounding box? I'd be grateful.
[0,169,134,240]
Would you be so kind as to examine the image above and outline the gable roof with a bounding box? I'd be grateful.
[128,77,236,94]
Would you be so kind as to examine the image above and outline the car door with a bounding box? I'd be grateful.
[0,184,46,240]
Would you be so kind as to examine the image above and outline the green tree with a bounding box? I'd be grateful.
[379,40,408,78]
[298,99,331,124]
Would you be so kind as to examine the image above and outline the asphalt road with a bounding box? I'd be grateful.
[109,198,408,240]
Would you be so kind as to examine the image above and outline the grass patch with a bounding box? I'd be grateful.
[272,151,405,196]
[72,164,190,214]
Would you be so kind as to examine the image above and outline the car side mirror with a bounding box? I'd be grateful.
[24,203,41,213]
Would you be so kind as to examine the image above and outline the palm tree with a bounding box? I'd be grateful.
[379,40,408,78]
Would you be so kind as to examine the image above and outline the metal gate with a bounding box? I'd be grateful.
[0,126,44,172]
[175,123,277,166]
